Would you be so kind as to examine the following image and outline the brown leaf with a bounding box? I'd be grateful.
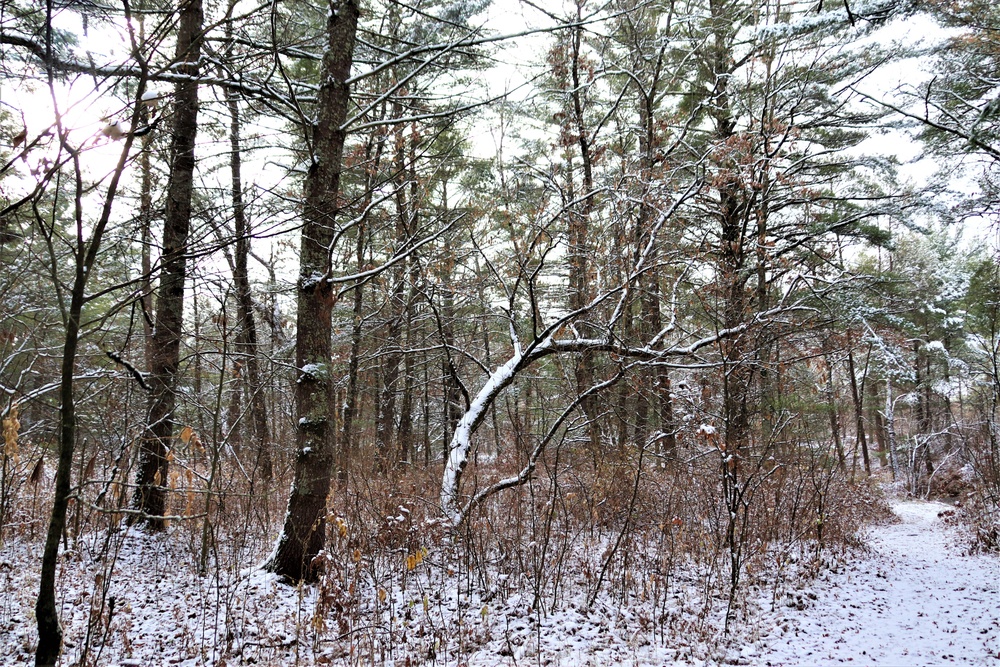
[28,456,43,486]
[83,454,97,480]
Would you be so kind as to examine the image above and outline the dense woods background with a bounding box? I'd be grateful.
[1,0,999,663]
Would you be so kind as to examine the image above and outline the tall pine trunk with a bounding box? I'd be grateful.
[266,0,360,582]
[228,77,273,481]
[567,19,599,452]
[132,0,204,530]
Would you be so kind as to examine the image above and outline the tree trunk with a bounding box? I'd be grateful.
[846,345,870,475]
[132,0,204,530]
[823,348,846,471]
[437,187,463,459]
[567,20,599,452]
[228,58,273,481]
[375,118,411,468]
[266,0,359,582]
[340,225,365,485]
[375,279,403,467]
[885,379,899,480]
[398,125,421,465]
[139,108,155,373]
[398,244,418,465]
[340,128,386,484]
[702,7,755,633]
[35,258,85,667]
[915,340,935,477]
[35,29,140,662]
[867,377,888,467]
[441,279,462,456]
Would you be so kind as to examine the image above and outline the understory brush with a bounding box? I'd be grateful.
[1,437,889,666]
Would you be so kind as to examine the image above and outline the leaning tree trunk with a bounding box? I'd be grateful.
[35,221,89,667]
[846,343,871,475]
[35,72,141,667]
[132,0,204,530]
[266,0,360,582]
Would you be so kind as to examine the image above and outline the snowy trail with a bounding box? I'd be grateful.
[753,500,1000,666]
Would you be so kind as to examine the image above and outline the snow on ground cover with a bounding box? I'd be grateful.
[0,524,744,666]
[2,498,996,666]
[746,500,1000,666]
[0,529,317,666]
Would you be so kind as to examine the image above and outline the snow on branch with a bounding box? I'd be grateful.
[450,369,626,527]
[438,293,816,526]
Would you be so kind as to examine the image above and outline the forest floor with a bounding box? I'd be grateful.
[1,498,998,666]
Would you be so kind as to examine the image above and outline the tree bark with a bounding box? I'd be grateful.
[375,126,408,467]
[438,187,463,459]
[566,19,599,452]
[867,376,889,467]
[266,0,359,582]
[227,41,273,481]
[915,340,935,476]
[340,222,365,485]
[132,0,204,530]
[35,244,85,667]
[139,95,155,373]
[398,129,420,465]
[340,128,386,484]
[823,348,846,471]
[847,344,871,475]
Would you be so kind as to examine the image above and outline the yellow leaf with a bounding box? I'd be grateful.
[377,588,387,603]
[312,613,326,632]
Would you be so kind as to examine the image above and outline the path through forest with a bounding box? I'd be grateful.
[748,500,1000,666]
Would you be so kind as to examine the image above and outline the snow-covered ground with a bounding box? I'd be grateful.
[746,500,1000,666]
[2,499,997,666]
